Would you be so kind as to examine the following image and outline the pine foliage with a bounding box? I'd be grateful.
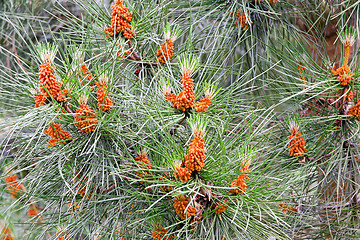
[1,0,360,239]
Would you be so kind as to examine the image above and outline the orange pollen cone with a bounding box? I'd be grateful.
[44,122,72,147]
[230,161,250,194]
[74,104,98,133]
[152,227,174,240]
[96,82,113,111]
[347,101,360,119]
[174,165,191,182]
[5,174,25,198]
[166,74,195,112]
[134,151,152,181]
[39,59,60,98]
[182,132,206,172]
[195,97,212,112]
[34,92,47,108]
[235,12,251,30]
[215,199,228,214]
[331,64,354,86]
[79,64,94,87]
[104,0,135,39]
[288,128,307,157]
[156,40,174,64]
[173,195,196,220]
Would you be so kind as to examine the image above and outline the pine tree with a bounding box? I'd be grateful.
[1,0,360,239]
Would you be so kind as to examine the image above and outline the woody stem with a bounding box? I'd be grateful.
[127,40,141,61]
[170,115,187,135]
[62,102,74,115]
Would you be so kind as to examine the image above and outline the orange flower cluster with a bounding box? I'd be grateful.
[235,12,251,30]
[57,234,69,240]
[331,64,354,86]
[34,88,69,107]
[229,175,248,194]
[337,89,354,102]
[67,201,81,211]
[28,207,40,218]
[79,64,94,87]
[164,91,175,104]
[0,226,15,240]
[173,195,196,220]
[115,44,131,58]
[116,50,131,59]
[183,130,206,172]
[152,227,173,240]
[173,162,191,183]
[268,0,279,5]
[104,0,135,39]
[44,122,72,147]
[5,174,25,198]
[35,56,70,107]
[157,40,174,64]
[195,97,211,112]
[347,90,354,101]
[56,230,69,240]
[297,63,306,82]
[279,202,298,214]
[347,101,360,119]
[230,161,250,194]
[96,79,113,112]
[165,73,195,112]
[77,186,95,200]
[39,59,60,99]
[56,87,69,102]
[34,92,47,108]
[135,151,152,180]
[215,199,228,214]
[74,101,98,133]
[73,173,95,200]
[288,127,307,157]
[195,90,213,112]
